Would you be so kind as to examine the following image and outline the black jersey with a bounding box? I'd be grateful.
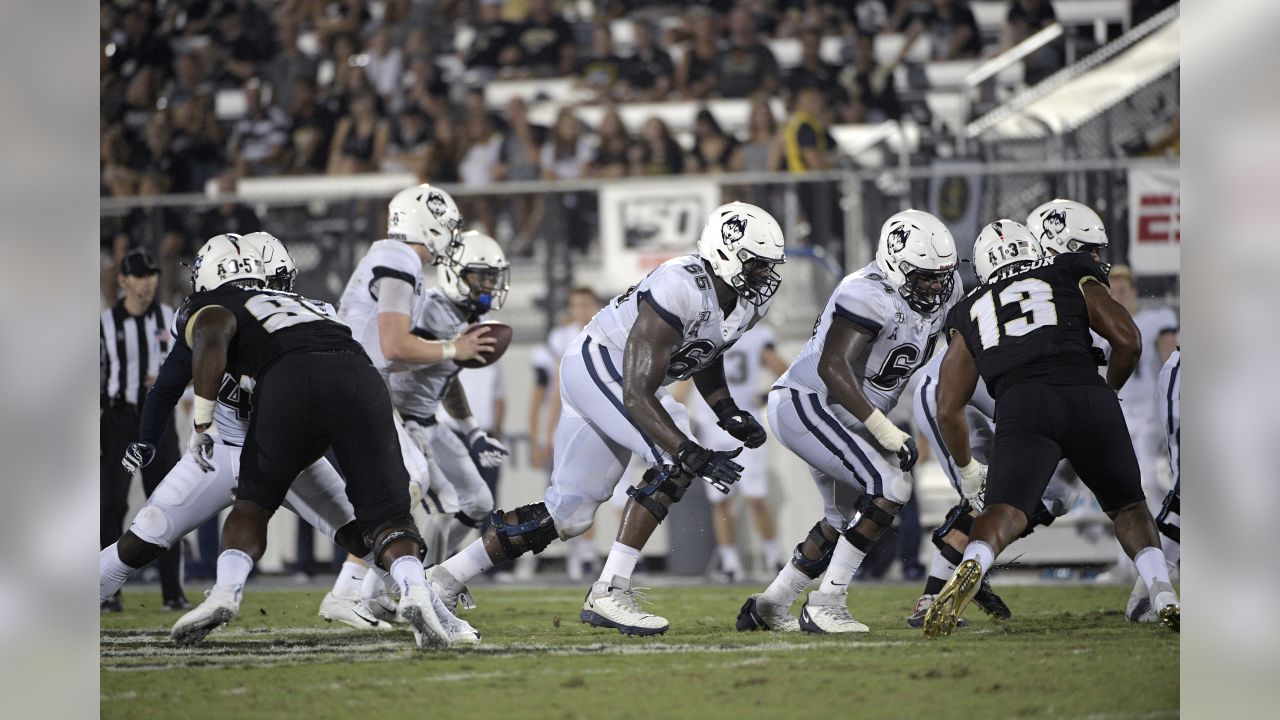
[181,285,364,381]
[946,253,1110,399]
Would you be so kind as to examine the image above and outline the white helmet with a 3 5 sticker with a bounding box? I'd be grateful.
[191,233,267,292]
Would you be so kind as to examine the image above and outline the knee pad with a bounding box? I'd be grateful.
[845,494,899,551]
[625,465,692,523]
[1021,501,1058,538]
[930,503,975,562]
[792,521,839,579]
[491,503,558,557]
[1156,490,1180,543]
[366,518,426,571]
[129,505,174,548]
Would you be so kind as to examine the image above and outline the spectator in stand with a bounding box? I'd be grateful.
[676,11,721,100]
[167,52,211,106]
[458,110,505,234]
[197,172,262,250]
[636,116,686,176]
[229,79,290,176]
[732,100,783,174]
[1001,0,1062,85]
[363,24,405,107]
[284,78,337,174]
[838,0,895,37]
[901,0,983,62]
[381,108,433,174]
[263,19,317,113]
[107,5,173,80]
[541,108,596,254]
[404,54,451,119]
[689,109,739,174]
[421,113,463,183]
[141,112,194,193]
[785,29,841,106]
[326,91,389,174]
[620,20,674,101]
[838,32,903,123]
[318,32,359,101]
[210,4,278,85]
[783,84,840,249]
[577,23,626,101]
[169,94,226,189]
[496,97,546,255]
[714,6,780,98]
[465,0,518,80]
[512,0,577,78]
[589,109,632,179]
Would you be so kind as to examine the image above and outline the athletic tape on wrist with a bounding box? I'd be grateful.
[441,341,457,360]
[193,396,215,427]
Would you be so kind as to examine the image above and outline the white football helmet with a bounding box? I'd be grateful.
[439,231,510,314]
[387,183,463,263]
[972,220,1043,284]
[1026,199,1108,255]
[191,233,266,292]
[696,201,786,307]
[242,232,296,291]
[874,209,958,313]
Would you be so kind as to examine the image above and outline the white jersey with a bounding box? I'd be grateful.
[1158,348,1180,487]
[1118,305,1179,418]
[777,261,959,412]
[337,239,425,375]
[585,254,774,384]
[389,288,478,420]
[916,343,996,419]
[690,324,778,426]
[547,323,582,361]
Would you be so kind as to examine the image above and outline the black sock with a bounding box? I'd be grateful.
[923,575,946,596]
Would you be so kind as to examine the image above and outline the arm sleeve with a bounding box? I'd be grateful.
[139,342,193,445]
[832,280,893,339]
[373,275,416,316]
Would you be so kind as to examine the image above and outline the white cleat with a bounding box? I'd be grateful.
[171,584,242,645]
[319,590,393,631]
[580,575,668,636]
[1150,580,1180,633]
[426,565,477,611]
[428,589,480,645]
[1125,576,1156,623]
[363,584,403,625]
[736,593,800,632]
[798,591,869,634]
[399,583,451,650]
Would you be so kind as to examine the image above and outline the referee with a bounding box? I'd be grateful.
[100,247,187,612]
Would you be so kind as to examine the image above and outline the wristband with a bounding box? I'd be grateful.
[441,341,457,360]
[863,408,908,450]
[458,416,479,435]
[193,396,216,427]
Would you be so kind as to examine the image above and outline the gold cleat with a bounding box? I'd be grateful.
[1158,603,1180,633]
[922,559,984,639]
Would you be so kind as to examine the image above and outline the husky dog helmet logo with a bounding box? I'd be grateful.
[1041,209,1067,239]
[886,224,911,253]
[721,215,747,244]
[425,191,447,219]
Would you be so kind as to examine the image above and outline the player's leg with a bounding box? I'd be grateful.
[140,420,188,609]
[101,445,239,603]
[99,407,135,611]
[429,422,495,551]
[699,420,750,581]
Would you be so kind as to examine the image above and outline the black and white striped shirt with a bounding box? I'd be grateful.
[100,300,176,406]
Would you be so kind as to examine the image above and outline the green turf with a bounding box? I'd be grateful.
[101,583,1178,720]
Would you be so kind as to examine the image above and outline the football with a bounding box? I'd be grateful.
[454,321,513,368]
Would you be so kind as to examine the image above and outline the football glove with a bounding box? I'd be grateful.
[467,429,509,469]
[677,441,743,494]
[713,401,768,448]
[121,442,157,474]
[957,459,987,511]
[188,424,220,472]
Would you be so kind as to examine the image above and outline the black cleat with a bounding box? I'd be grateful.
[163,594,193,611]
[101,592,123,614]
[972,577,1011,620]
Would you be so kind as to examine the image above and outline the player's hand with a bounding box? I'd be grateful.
[715,408,768,449]
[188,424,220,472]
[451,326,496,363]
[121,442,157,474]
[677,441,743,494]
[957,459,987,510]
[863,409,915,469]
[896,436,920,472]
[467,429,509,468]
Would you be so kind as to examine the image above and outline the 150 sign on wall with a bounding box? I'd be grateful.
[1129,167,1180,274]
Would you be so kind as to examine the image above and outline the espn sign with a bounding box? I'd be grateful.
[1128,167,1180,274]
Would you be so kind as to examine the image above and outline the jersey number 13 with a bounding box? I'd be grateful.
[970,278,1060,350]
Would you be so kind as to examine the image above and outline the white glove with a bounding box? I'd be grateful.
[863,409,911,453]
[957,459,987,511]
[188,424,221,472]
[466,429,509,468]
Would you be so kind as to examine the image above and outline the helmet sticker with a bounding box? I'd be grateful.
[425,191,447,218]
[887,224,910,253]
[1042,209,1066,238]
[720,215,747,244]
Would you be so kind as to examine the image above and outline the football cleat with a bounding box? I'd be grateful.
[1150,580,1180,633]
[364,583,403,624]
[162,594,193,611]
[580,575,669,636]
[171,584,242,645]
[798,591,869,634]
[428,588,480,646]
[426,565,477,612]
[319,590,393,631]
[922,559,984,638]
[398,583,450,650]
[1125,576,1156,623]
[906,594,968,630]
[972,576,1012,619]
[737,593,800,632]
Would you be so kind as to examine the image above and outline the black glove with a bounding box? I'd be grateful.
[677,441,743,494]
[1091,346,1108,366]
[121,442,157,474]
[713,400,767,449]
[897,436,920,473]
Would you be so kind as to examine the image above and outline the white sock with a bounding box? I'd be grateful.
[441,538,495,584]
[961,540,995,576]
[718,545,743,574]
[100,544,135,602]
[1133,546,1172,593]
[359,566,384,601]
[332,560,367,598]
[760,539,782,569]
[598,542,641,583]
[762,561,813,606]
[928,548,957,581]
[1162,535,1181,569]
[389,555,427,596]
[818,535,866,596]
[215,549,254,590]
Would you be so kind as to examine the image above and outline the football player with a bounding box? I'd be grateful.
[1127,347,1180,622]
[430,202,785,635]
[922,215,1180,637]
[737,209,958,634]
[167,235,464,649]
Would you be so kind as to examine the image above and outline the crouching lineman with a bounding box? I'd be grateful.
[168,236,466,649]
[737,209,958,634]
[429,202,786,635]
[922,219,1180,637]
[1128,348,1180,622]
[104,234,376,627]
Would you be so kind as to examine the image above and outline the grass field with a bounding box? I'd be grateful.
[101,582,1178,719]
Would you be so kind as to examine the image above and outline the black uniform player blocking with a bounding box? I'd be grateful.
[945,253,1144,519]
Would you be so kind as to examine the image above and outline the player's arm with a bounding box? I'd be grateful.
[761,344,790,377]
[936,334,986,501]
[442,376,509,467]
[1080,280,1142,391]
[693,355,768,448]
[818,314,919,470]
[528,366,549,464]
[124,342,193,473]
[374,278,493,365]
[186,306,236,470]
